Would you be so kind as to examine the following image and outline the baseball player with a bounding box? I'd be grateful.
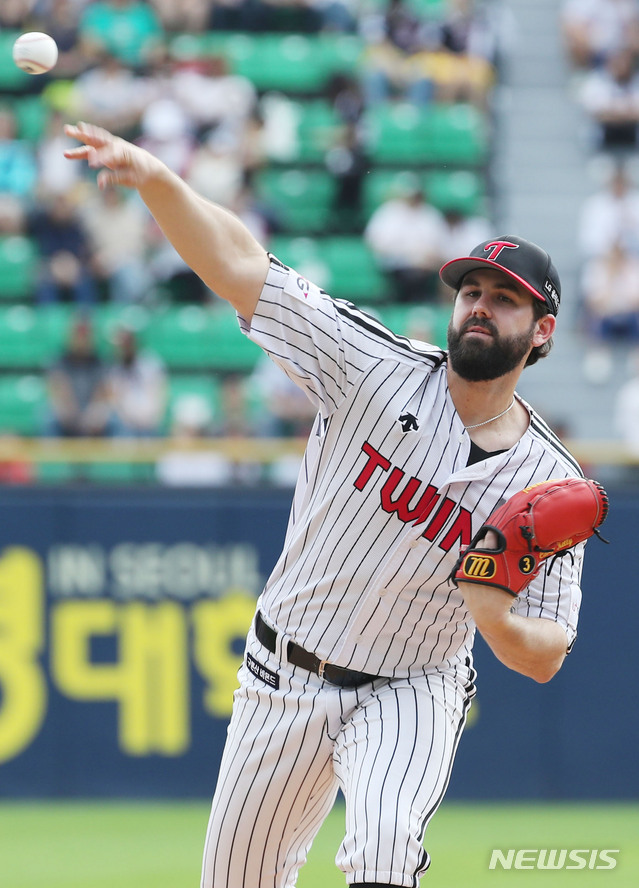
[64,123,605,888]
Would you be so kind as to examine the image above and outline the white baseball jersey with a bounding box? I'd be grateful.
[201,255,585,888]
[239,256,583,676]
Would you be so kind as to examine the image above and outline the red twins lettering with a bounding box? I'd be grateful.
[354,442,472,551]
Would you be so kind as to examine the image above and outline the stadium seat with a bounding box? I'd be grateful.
[0,305,64,368]
[93,304,152,358]
[169,32,363,95]
[0,373,47,435]
[0,31,32,90]
[12,95,51,142]
[0,235,39,300]
[144,305,261,372]
[361,168,486,217]
[254,168,336,233]
[365,102,489,166]
[268,235,389,303]
[294,100,342,163]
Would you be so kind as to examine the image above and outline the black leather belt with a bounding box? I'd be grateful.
[254,611,380,689]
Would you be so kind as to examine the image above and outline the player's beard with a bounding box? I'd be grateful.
[447,316,536,381]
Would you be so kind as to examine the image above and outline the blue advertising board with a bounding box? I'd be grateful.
[0,485,634,800]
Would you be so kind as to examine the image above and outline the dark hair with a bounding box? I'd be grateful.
[525,299,553,367]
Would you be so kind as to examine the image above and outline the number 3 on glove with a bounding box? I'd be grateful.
[451,477,609,596]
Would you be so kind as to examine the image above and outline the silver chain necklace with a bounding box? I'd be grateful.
[464,397,516,430]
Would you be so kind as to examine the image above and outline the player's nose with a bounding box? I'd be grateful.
[471,293,492,317]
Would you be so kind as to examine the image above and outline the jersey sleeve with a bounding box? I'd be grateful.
[238,255,394,418]
[510,542,583,651]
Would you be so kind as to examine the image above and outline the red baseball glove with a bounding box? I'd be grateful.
[451,478,609,596]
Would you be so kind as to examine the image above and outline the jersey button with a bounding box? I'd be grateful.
[379,588,387,597]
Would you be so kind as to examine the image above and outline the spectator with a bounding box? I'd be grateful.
[168,54,257,137]
[149,0,213,33]
[438,206,494,265]
[578,160,639,257]
[364,173,447,303]
[613,348,639,456]
[0,0,35,29]
[430,0,499,108]
[78,0,165,69]
[28,190,98,306]
[156,393,234,486]
[359,0,437,105]
[184,125,245,207]
[31,0,88,79]
[44,316,113,437]
[36,110,85,197]
[69,51,152,136]
[561,0,639,70]
[577,47,639,154]
[580,239,639,382]
[78,183,154,303]
[137,97,197,176]
[325,120,369,233]
[0,107,38,199]
[107,326,168,436]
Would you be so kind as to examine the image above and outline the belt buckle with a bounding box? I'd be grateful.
[317,659,329,680]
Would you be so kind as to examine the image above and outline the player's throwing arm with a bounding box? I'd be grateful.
[63,123,269,316]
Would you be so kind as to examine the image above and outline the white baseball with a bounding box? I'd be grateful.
[12,32,58,75]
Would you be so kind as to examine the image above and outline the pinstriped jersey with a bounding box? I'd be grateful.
[238,257,584,678]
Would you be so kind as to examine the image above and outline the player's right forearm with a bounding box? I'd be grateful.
[137,168,269,319]
[64,122,269,320]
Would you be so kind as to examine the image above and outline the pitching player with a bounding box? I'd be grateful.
[65,123,597,888]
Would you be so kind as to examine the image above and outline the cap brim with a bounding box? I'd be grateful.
[439,257,547,306]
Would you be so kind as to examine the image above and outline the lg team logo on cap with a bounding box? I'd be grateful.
[483,241,520,261]
[543,277,560,313]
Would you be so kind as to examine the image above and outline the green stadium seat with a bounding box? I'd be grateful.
[295,100,341,163]
[0,306,63,368]
[428,103,490,165]
[362,169,486,217]
[267,235,390,304]
[144,305,261,372]
[255,168,336,233]
[93,304,152,357]
[0,235,39,300]
[365,103,489,166]
[169,32,363,95]
[0,31,32,90]
[378,304,451,347]
[0,373,47,435]
[12,95,51,142]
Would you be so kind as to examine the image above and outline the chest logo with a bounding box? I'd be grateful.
[399,412,419,433]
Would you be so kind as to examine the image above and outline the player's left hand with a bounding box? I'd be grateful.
[450,477,609,597]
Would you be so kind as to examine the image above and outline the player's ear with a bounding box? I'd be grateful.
[531,312,555,347]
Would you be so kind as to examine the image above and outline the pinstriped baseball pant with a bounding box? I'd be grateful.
[200,625,475,888]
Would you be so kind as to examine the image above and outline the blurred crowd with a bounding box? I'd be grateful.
[560,0,639,457]
[0,0,509,483]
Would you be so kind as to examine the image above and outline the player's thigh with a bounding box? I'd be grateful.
[201,635,339,888]
[333,673,472,887]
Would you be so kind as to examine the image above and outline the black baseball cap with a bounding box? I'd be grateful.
[439,235,561,315]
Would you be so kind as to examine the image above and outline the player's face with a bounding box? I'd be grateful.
[447,269,540,381]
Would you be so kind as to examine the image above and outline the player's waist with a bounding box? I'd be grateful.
[255,611,382,689]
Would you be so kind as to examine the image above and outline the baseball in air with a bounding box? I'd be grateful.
[12,32,58,75]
